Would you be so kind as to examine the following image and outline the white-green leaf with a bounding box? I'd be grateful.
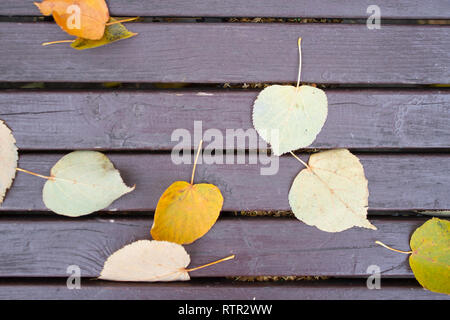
[43,151,134,217]
[289,149,375,232]
[253,84,328,156]
[0,120,18,205]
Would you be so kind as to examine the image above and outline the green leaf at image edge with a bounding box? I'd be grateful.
[71,18,137,50]
[409,218,450,295]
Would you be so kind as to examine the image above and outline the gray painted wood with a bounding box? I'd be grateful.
[1,23,449,84]
[2,153,449,212]
[2,0,450,19]
[0,217,430,277]
[1,90,449,150]
[1,280,448,300]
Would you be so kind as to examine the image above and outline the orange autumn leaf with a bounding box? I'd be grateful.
[34,0,109,40]
[151,141,224,245]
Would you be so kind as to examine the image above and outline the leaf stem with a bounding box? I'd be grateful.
[296,37,302,90]
[42,40,75,46]
[290,151,310,169]
[375,241,413,254]
[185,254,235,273]
[16,168,53,180]
[106,17,139,26]
[190,139,203,185]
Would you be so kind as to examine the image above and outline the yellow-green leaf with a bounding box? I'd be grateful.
[71,18,137,50]
[43,151,134,217]
[409,218,450,295]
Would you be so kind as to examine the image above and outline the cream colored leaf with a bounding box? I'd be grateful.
[289,149,376,232]
[43,151,134,217]
[99,240,190,282]
[253,84,328,155]
[0,120,18,205]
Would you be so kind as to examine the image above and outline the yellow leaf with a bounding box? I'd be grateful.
[151,140,224,244]
[35,0,109,40]
[151,181,223,244]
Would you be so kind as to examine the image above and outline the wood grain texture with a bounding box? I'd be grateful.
[1,90,449,151]
[2,153,449,212]
[1,280,448,300]
[2,0,450,19]
[0,217,433,277]
[1,23,449,84]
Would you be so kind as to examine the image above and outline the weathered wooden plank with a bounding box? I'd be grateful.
[0,217,433,277]
[2,153,449,211]
[1,23,449,84]
[1,0,449,19]
[1,90,449,150]
[1,280,448,300]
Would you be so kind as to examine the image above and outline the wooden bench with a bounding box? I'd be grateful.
[0,0,449,300]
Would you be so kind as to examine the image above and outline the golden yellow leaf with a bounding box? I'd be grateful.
[289,149,376,232]
[151,140,224,244]
[35,0,109,40]
[0,120,18,205]
[151,181,223,244]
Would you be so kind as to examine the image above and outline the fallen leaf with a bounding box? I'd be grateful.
[151,140,223,244]
[409,218,449,294]
[376,218,449,295]
[0,120,18,205]
[100,240,191,282]
[42,151,134,216]
[253,38,328,156]
[416,210,450,218]
[288,149,376,232]
[99,240,235,282]
[35,0,110,40]
[71,17,137,50]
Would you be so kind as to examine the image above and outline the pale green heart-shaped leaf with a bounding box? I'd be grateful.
[288,149,375,232]
[43,151,134,217]
[0,120,18,205]
[253,84,328,156]
[409,218,449,295]
[71,18,137,50]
